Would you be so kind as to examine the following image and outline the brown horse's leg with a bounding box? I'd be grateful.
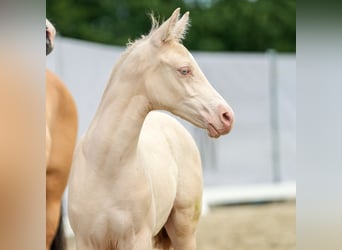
[46,163,71,250]
[46,197,62,250]
[50,205,65,250]
[46,162,71,250]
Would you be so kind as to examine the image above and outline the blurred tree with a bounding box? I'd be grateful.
[46,0,295,52]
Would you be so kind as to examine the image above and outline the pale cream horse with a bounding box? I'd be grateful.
[46,19,78,250]
[68,8,234,250]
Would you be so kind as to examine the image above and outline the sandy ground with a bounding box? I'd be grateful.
[67,201,295,250]
[197,201,295,250]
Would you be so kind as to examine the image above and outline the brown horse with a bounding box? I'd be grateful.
[46,19,78,250]
[46,69,78,250]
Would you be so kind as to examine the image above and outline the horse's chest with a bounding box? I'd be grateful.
[138,157,178,234]
[73,171,155,237]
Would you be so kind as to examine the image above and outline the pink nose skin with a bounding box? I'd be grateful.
[218,105,234,134]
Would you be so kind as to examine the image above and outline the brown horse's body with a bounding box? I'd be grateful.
[46,69,78,250]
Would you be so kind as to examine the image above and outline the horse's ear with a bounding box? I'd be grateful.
[151,8,181,47]
[174,11,190,42]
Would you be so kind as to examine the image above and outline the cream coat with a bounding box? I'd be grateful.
[68,9,234,250]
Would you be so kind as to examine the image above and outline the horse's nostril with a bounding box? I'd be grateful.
[222,112,231,123]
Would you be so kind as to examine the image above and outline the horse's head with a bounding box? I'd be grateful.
[46,19,56,55]
[143,9,234,138]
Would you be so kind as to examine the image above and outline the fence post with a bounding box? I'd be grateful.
[268,49,281,183]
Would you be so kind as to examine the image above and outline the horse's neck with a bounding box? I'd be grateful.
[86,79,150,164]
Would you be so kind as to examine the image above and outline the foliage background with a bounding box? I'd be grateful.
[47,0,295,52]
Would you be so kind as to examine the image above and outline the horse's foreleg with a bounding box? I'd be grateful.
[46,170,68,250]
[75,237,92,250]
[132,228,153,250]
[116,227,153,250]
[164,204,200,250]
[50,205,65,250]
[46,199,62,250]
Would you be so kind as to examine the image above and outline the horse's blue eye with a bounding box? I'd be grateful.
[178,67,191,76]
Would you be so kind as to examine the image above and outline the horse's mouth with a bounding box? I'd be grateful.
[207,123,221,138]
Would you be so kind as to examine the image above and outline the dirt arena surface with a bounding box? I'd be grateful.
[67,201,295,250]
[197,201,295,250]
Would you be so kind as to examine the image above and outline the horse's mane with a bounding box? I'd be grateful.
[118,14,159,60]
[101,14,162,97]
[107,9,189,86]
[126,13,160,49]
[108,14,160,77]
